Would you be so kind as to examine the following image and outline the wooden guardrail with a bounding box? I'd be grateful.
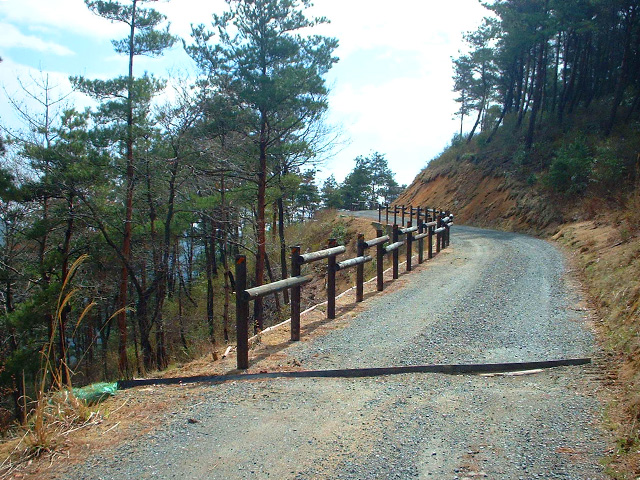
[234,206,453,369]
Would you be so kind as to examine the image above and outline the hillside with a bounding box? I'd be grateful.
[395,118,640,476]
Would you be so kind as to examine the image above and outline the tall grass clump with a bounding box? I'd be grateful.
[1,255,104,476]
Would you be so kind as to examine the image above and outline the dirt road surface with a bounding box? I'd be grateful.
[63,222,609,480]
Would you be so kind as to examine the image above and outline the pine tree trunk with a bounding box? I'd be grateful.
[117,0,139,379]
[278,196,289,305]
[606,6,636,135]
[526,41,547,150]
[254,111,268,332]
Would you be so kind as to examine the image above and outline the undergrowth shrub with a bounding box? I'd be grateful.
[591,141,627,194]
[546,137,593,194]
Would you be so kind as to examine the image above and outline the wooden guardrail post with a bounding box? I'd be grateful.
[291,245,302,341]
[356,233,365,302]
[376,229,384,291]
[401,205,406,226]
[436,215,442,254]
[417,206,422,226]
[327,238,337,319]
[418,221,424,265]
[409,207,414,225]
[385,205,389,225]
[428,222,434,259]
[393,205,398,225]
[378,204,382,223]
[406,221,413,272]
[392,224,399,279]
[235,255,249,370]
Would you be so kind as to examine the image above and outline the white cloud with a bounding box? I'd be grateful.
[155,0,227,40]
[0,23,75,56]
[0,0,126,38]
[314,0,488,185]
[309,0,488,59]
[324,72,459,185]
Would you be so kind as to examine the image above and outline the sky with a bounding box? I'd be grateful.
[0,0,489,186]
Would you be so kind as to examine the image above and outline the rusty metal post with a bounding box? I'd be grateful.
[235,255,249,370]
[327,238,337,319]
[418,221,424,265]
[406,222,413,272]
[376,229,384,291]
[291,246,302,341]
[356,233,365,302]
[392,224,399,279]
[428,223,434,259]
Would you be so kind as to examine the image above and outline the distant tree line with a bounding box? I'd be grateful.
[0,0,339,423]
[321,152,405,210]
[453,0,640,148]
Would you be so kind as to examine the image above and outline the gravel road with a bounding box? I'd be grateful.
[63,224,610,480]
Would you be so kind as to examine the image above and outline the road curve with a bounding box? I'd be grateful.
[64,223,609,480]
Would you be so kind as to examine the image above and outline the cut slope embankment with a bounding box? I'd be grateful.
[396,158,640,476]
[396,161,562,234]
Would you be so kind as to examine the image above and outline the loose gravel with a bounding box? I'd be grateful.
[62,225,610,480]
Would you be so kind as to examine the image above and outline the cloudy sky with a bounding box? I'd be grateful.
[0,0,488,186]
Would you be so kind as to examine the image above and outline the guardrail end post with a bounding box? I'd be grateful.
[235,255,249,370]
[418,221,424,265]
[327,238,337,319]
[290,246,302,341]
[406,221,413,272]
[436,215,442,254]
[376,229,384,292]
[392,224,399,280]
[356,233,365,302]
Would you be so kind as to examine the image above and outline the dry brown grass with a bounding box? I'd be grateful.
[554,216,640,478]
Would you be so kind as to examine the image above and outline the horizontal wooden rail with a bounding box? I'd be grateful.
[236,204,454,369]
[297,246,346,264]
[399,226,419,234]
[364,235,390,248]
[245,275,313,300]
[336,255,373,271]
[385,241,404,252]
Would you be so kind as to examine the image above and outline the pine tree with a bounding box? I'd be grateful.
[187,0,338,330]
[73,0,176,375]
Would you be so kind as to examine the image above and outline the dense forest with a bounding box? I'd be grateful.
[452,0,640,182]
[0,0,407,425]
